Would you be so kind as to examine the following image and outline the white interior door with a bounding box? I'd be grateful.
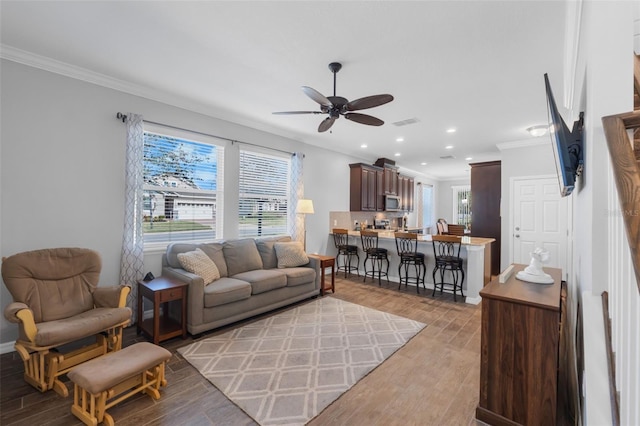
[512,177,568,276]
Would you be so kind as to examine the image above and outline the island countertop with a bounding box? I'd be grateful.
[339,230,495,247]
[328,230,494,304]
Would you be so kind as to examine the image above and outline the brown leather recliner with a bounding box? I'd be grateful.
[2,248,131,397]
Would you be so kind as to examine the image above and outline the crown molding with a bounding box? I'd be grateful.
[496,138,549,151]
[0,44,308,143]
[1,44,150,98]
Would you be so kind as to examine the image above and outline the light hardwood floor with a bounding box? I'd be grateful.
[0,274,483,426]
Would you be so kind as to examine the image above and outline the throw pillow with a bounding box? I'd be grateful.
[177,248,220,285]
[274,242,309,268]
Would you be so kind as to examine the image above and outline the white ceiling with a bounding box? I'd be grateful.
[0,1,568,179]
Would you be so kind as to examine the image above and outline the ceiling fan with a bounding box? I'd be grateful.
[273,62,394,133]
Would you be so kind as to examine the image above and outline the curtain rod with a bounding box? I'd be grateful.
[115,112,297,156]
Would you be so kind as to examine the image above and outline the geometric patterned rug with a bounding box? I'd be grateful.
[178,297,426,425]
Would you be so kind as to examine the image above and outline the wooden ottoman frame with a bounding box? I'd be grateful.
[67,342,171,426]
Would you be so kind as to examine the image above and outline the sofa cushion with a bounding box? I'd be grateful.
[232,269,287,295]
[177,248,220,285]
[274,242,309,268]
[166,243,228,277]
[197,243,228,277]
[203,277,252,308]
[223,239,263,276]
[255,235,291,269]
[278,267,317,287]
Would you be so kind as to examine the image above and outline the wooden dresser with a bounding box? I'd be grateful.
[476,264,563,425]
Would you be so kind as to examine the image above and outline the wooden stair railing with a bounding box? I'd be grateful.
[601,291,620,426]
[600,54,640,293]
[602,109,640,293]
[634,54,640,161]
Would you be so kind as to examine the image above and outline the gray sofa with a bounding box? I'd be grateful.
[162,235,320,335]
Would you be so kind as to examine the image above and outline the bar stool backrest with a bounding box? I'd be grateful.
[395,232,419,255]
[436,219,449,235]
[360,230,380,253]
[432,235,462,259]
[333,228,350,248]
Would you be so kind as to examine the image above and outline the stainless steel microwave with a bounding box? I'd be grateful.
[384,195,401,211]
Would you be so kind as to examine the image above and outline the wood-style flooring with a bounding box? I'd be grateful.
[0,275,483,426]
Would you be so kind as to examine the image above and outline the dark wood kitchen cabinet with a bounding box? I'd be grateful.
[470,161,501,275]
[350,163,383,211]
[397,174,415,212]
[382,165,399,195]
[375,169,384,211]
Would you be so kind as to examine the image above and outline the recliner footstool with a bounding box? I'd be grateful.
[67,342,171,426]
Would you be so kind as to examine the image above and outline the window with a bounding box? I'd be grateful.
[422,184,434,230]
[238,149,290,238]
[452,185,472,229]
[143,125,224,247]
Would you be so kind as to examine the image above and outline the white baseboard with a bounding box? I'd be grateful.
[464,296,482,305]
[0,341,15,354]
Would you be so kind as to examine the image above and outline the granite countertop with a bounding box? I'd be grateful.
[337,230,495,246]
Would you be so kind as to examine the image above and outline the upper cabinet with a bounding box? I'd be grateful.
[397,175,415,212]
[350,161,414,212]
[349,163,383,211]
[383,166,399,195]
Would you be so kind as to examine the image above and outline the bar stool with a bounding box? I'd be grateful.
[360,230,389,285]
[394,232,426,293]
[431,235,465,302]
[332,228,359,278]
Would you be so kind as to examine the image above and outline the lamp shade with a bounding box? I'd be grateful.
[297,199,314,214]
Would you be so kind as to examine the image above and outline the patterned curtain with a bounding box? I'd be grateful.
[120,113,144,323]
[289,152,304,244]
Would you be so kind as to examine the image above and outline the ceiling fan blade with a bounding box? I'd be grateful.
[272,111,323,115]
[346,94,394,111]
[302,86,332,108]
[344,113,384,126]
[318,117,336,132]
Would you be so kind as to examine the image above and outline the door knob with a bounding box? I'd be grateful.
[515,227,520,231]
[515,234,520,238]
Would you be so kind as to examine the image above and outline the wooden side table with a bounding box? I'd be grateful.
[308,254,336,296]
[137,277,188,344]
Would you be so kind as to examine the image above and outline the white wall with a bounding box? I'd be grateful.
[570,1,637,425]
[0,59,436,344]
[498,140,558,270]
[436,177,470,225]
[573,1,633,295]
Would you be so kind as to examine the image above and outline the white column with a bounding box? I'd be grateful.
[464,244,485,305]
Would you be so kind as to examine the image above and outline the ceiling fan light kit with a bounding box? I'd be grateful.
[273,62,394,132]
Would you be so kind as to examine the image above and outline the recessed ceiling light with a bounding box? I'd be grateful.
[394,153,401,157]
[360,144,367,148]
[396,137,404,142]
[446,128,456,133]
[445,145,454,150]
[465,156,473,161]
[526,125,548,137]
[420,162,427,166]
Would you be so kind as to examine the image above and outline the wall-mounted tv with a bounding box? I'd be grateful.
[544,73,584,197]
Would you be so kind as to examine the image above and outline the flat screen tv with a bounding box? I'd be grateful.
[544,73,584,197]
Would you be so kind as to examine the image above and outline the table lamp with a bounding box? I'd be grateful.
[297,199,314,250]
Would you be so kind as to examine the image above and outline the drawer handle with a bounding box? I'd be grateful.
[169,292,175,298]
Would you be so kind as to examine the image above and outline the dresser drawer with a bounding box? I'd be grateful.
[159,287,183,303]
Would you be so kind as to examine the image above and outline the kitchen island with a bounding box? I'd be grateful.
[328,231,494,304]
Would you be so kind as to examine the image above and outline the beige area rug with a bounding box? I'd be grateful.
[178,297,426,425]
